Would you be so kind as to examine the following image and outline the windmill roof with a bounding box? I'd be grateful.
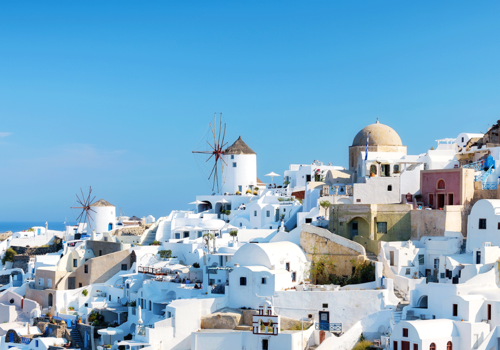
[91,199,114,207]
[129,216,142,221]
[224,136,256,155]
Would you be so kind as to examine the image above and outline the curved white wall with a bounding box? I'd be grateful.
[89,206,116,234]
[221,154,257,194]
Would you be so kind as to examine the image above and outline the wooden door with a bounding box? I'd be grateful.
[402,341,410,350]
[390,251,395,266]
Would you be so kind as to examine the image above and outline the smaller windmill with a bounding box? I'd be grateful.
[71,187,97,231]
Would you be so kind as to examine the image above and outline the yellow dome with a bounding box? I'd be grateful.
[352,121,402,147]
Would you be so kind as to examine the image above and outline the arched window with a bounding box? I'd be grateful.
[437,179,446,190]
[388,185,392,191]
[447,341,452,350]
[48,293,53,307]
[430,343,436,350]
[370,165,377,175]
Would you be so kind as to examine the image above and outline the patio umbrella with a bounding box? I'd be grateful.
[98,327,123,345]
[217,199,230,204]
[222,223,238,231]
[265,172,280,184]
[189,200,205,205]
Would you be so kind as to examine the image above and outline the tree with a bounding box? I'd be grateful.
[308,246,336,285]
[229,230,238,243]
[319,200,331,217]
[203,232,214,253]
[2,248,16,265]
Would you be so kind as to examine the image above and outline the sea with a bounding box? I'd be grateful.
[0,222,76,233]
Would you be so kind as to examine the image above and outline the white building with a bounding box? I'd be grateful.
[89,199,117,234]
[228,241,307,309]
[221,136,257,195]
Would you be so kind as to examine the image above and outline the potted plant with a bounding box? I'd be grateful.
[229,230,238,243]
[370,172,376,177]
[253,191,258,195]
[235,191,241,195]
[77,316,82,324]
[68,306,74,311]
[246,189,252,194]
[82,289,88,297]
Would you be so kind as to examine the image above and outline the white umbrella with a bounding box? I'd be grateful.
[192,226,203,231]
[265,172,281,184]
[174,226,188,231]
[222,223,238,231]
[217,199,230,204]
[189,200,205,205]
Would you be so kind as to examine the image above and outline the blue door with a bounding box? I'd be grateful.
[37,229,41,235]
[108,223,113,231]
[9,333,14,342]
[319,311,329,331]
[84,331,88,348]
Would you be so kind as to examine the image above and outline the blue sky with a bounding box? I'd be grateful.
[1,1,500,222]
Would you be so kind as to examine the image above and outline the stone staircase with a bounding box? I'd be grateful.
[392,288,410,325]
[70,328,84,348]
[141,219,162,246]
[366,251,378,261]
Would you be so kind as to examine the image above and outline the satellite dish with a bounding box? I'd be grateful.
[378,325,385,334]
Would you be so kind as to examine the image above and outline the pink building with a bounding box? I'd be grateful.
[420,168,474,209]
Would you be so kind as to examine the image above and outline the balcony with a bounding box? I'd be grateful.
[315,323,342,332]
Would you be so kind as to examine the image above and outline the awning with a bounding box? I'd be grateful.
[117,341,150,347]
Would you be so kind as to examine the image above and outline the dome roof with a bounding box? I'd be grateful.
[352,121,403,147]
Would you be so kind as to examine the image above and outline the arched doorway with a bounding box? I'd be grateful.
[347,217,369,240]
[418,295,428,308]
[48,293,53,307]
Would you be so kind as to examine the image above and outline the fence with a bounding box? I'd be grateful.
[315,323,342,332]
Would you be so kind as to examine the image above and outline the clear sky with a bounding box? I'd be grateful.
[1,1,500,222]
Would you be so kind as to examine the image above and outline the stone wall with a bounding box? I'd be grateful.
[300,224,366,276]
[410,205,465,240]
[13,255,30,273]
[11,243,62,256]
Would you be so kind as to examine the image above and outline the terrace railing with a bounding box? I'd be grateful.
[315,323,342,332]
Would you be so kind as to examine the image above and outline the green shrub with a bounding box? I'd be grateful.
[2,248,16,264]
[353,340,373,350]
[159,250,172,259]
[150,240,161,246]
[82,289,88,297]
[129,300,136,307]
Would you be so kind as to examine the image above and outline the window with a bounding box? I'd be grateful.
[437,179,446,190]
[388,185,392,191]
[183,231,189,238]
[446,341,452,350]
[418,254,424,265]
[394,164,400,173]
[79,283,83,288]
[403,328,408,337]
[261,277,267,284]
[440,273,445,279]
[254,211,257,217]
[262,339,269,350]
[498,222,500,230]
[47,279,52,288]
[429,193,434,207]
[99,250,102,256]
[370,165,377,175]
[73,259,77,267]
[121,264,127,271]
[414,344,418,350]
[266,211,270,217]
[149,300,152,311]
[453,304,458,316]
[175,233,180,239]
[322,303,328,308]
[462,137,464,142]
[109,295,111,302]
[479,218,487,229]
[84,265,88,273]
[240,277,247,286]
[291,272,296,282]
[38,278,44,286]
[394,341,398,350]
[430,343,436,350]
[488,304,492,320]
[434,259,439,269]
[286,262,290,271]
[231,155,234,159]
[36,340,39,347]
[405,268,411,275]
[238,185,242,192]
[233,162,237,167]
[377,222,388,234]
[356,199,361,202]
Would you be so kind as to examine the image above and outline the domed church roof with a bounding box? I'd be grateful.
[352,120,403,147]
